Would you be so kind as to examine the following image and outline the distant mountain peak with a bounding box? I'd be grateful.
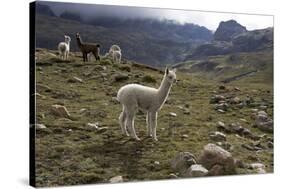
[214,20,247,41]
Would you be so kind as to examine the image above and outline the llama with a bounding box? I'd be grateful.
[58,35,71,60]
[117,67,177,141]
[76,33,100,62]
[109,44,121,52]
[111,50,122,64]
[105,45,122,63]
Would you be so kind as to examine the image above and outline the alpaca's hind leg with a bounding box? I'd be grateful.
[82,53,86,62]
[66,51,69,60]
[126,108,140,140]
[119,106,129,136]
[146,112,152,137]
[151,112,158,141]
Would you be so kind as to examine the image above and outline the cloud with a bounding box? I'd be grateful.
[41,1,273,31]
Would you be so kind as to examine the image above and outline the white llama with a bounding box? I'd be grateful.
[104,45,122,63]
[58,35,71,60]
[111,50,122,64]
[110,44,121,52]
[117,67,177,141]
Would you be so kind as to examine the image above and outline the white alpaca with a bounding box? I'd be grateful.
[110,44,121,52]
[58,35,71,60]
[111,50,122,64]
[117,67,177,141]
[104,45,122,63]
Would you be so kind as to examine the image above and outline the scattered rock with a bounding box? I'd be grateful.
[219,85,226,90]
[198,143,236,175]
[184,164,208,177]
[250,163,266,174]
[35,124,47,129]
[87,122,108,133]
[67,76,83,83]
[210,95,225,104]
[209,131,226,141]
[217,109,225,113]
[182,134,189,139]
[109,176,123,183]
[154,161,160,165]
[171,152,196,175]
[214,103,229,111]
[255,111,273,133]
[79,108,88,114]
[168,173,178,179]
[169,112,177,117]
[234,87,241,91]
[51,104,71,118]
[230,97,241,104]
[87,122,99,129]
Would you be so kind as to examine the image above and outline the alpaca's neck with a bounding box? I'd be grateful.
[157,76,172,106]
[76,37,83,46]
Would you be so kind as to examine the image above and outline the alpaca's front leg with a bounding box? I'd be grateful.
[126,113,140,141]
[146,112,152,137]
[151,112,158,141]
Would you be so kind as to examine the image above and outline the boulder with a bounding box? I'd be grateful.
[51,104,71,118]
[171,152,196,175]
[109,176,123,183]
[255,111,273,133]
[184,164,208,177]
[198,143,236,175]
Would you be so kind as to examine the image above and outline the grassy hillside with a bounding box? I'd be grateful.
[175,51,273,85]
[34,49,273,187]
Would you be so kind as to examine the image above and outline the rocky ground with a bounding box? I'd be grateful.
[34,48,273,187]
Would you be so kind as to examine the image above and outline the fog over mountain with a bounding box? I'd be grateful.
[39,1,273,31]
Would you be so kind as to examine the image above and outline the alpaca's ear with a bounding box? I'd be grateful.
[172,68,177,73]
[165,67,169,74]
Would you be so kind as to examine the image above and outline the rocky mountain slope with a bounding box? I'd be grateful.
[187,20,273,59]
[34,48,273,187]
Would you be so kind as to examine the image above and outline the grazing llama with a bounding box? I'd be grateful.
[58,35,71,60]
[76,33,100,62]
[117,67,177,141]
[104,45,122,63]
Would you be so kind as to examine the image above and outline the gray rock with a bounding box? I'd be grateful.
[255,111,273,133]
[36,124,47,129]
[184,164,208,177]
[169,112,177,117]
[109,176,123,183]
[198,143,236,175]
[209,131,226,141]
[171,152,196,175]
[51,104,71,118]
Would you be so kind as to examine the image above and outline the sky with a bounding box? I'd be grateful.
[40,1,273,31]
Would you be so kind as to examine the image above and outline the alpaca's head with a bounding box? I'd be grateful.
[165,67,177,84]
[64,35,71,43]
[76,33,80,39]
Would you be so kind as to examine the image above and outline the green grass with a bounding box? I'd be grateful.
[35,49,273,187]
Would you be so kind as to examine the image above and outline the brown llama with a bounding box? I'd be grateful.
[76,33,100,62]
